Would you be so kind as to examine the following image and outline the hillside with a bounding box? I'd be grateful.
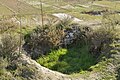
[0,0,120,80]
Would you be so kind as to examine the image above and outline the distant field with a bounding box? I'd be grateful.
[19,0,120,21]
[95,1,120,11]
[0,0,120,22]
[0,0,40,15]
[0,4,13,15]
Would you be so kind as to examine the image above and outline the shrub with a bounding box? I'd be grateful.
[23,18,92,59]
[0,33,20,61]
[0,19,18,34]
[89,12,120,58]
[23,24,65,59]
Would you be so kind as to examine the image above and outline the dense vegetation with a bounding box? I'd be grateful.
[0,13,120,80]
[0,0,120,80]
[37,46,96,74]
[29,12,119,75]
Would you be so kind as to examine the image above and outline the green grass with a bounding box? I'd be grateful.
[37,45,97,74]
[1,0,119,22]
[95,1,120,11]
[19,0,120,22]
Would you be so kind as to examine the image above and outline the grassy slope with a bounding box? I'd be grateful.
[20,0,120,21]
[0,4,13,15]
[0,0,120,79]
[0,0,40,15]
